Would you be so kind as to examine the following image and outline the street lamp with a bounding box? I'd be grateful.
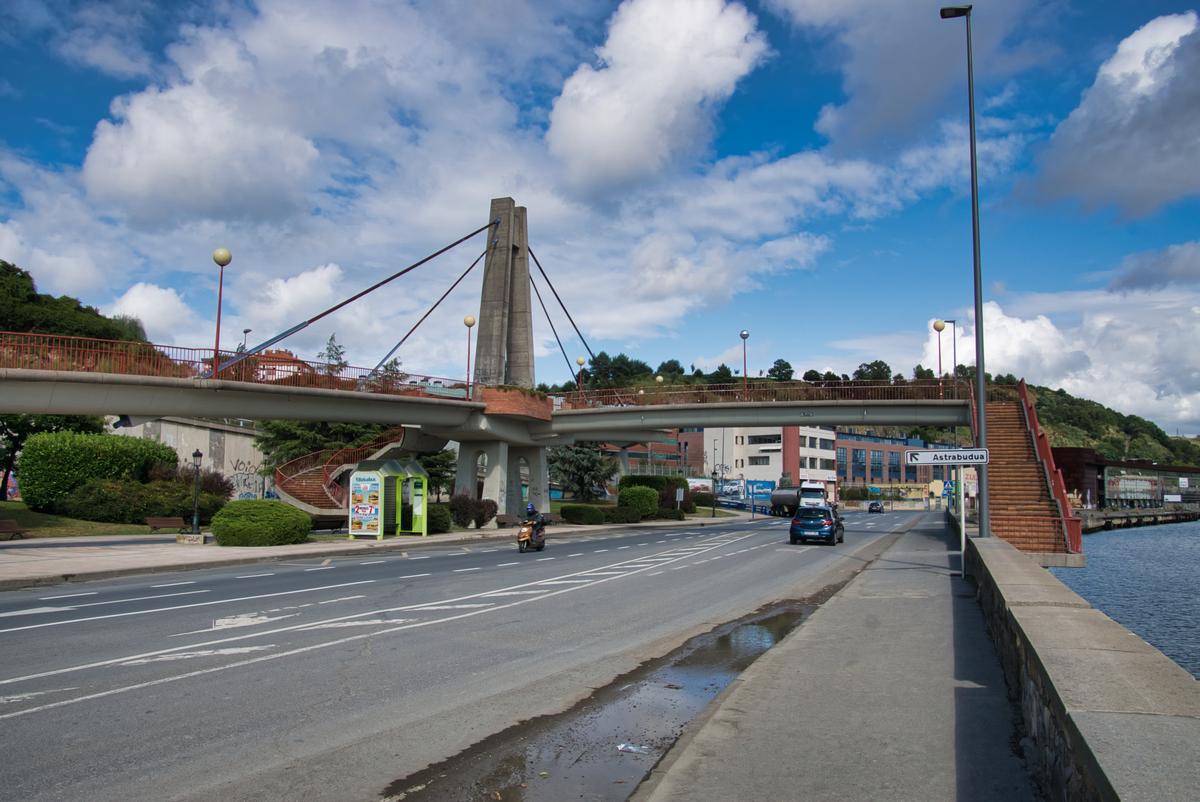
[464,315,476,399]
[191,449,203,535]
[576,356,586,402]
[941,3,989,537]
[211,248,232,377]
[241,328,252,349]
[945,318,959,442]
[933,319,945,398]
[739,329,749,397]
[711,468,719,518]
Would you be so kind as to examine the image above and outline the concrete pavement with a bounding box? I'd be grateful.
[0,513,750,591]
[635,514,1037,802]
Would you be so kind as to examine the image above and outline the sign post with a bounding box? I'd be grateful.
[904,450,989,576]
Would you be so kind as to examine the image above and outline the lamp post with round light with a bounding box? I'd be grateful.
[941,3,989,537]
[576,356,586,402]
[933,319,945,398]
[191,449,203,535]
[711,468,719,518]
[464,315,476,399]
[211,248,231,377]
[739,329,749,398]
[241,328,252,349]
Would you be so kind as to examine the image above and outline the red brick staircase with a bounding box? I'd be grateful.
[983,382,1082,557]
[274,427,408,518]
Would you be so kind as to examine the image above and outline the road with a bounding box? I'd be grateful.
[0,510,920,802]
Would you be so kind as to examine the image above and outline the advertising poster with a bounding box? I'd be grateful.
[349,473,382,535]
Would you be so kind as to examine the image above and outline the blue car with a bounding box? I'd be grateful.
[790,505,844,545]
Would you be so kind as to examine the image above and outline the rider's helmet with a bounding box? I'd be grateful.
[527,502,536,515]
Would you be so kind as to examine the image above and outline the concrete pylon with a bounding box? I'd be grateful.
[507,446,549,518]
[474,197,535,390]
[454,441,509,527]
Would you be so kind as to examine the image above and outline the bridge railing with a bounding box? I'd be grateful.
[564,378,970,408]
[0,331,469,402]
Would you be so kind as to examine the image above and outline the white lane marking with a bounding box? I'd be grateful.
[481,590,550,596]
[637,543,648,546]
[398,573,431,579]
[37,592,97,601]
[446,552,468,557]
[453,567,482,573]
[647,571,664,577]
[1,590,211,617]
[536,557,555,562]
[235,573,274,579]
[617,546,631,550]
[172,613,299,637]
[621,564,660,569]
[0,531,758,696]
[656,540,667,543]
[151,581,196,588]
[319,595,366,604]
[579,571,625,576]
[0,581,374,635]
[359,560,386,566]
[496,562,519,567]
[593,549,609,553]
[408,556,431,560]
[568,553,585,557]
[1,687,79,704]
[671,565,687,570]
[300,619,415,630]
[120,646,275,666]
[304,566,334,572]
[416,604,492,610]
[0,606,73,618]
[536,579,592,585]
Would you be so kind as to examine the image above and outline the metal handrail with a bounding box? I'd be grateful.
[321,427,408,507]
[1017,380,1083,553]
[568,378,971,408]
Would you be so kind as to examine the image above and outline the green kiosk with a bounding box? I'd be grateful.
[347,459,430,539]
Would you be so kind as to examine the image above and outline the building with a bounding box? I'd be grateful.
[833,432,965,501]
[705,425,836,488]
[1052,447,1200,508]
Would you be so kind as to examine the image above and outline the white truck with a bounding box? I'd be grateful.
[769,480,838,516]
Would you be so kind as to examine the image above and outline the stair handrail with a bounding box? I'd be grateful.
[321,427,408,506]
[274,449,335,493]
[1016,379,1083,553]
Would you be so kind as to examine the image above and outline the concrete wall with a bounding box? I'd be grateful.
[110,417,271,500]
[966,536,1199,801]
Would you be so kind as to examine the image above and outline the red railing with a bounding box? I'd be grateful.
[321,427,408,507]
[1017,379,1083,553]
[0,331,470,401]
[274,449,336,502]
[564,378,970,408]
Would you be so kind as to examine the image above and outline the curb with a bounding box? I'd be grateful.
[0,515,753,592]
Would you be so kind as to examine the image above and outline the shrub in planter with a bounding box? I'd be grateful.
[693,491,714,508]
[427,504,452,534]
[449,494,475,528]
[473,498,498,528]
[602,505,642,524]
[561,504,605,525]
[617,486,658,518]
[60,479,225,524]
[19,431,177,511]
[655,507,685,521]
[617,475,690,509]
[212,500,312,546]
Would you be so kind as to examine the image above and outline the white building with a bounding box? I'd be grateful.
[704,425,837,488]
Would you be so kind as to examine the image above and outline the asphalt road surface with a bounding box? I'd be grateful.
[0,511,921,802]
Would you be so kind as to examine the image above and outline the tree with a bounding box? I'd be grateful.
[1,414,105,497]
[318,334,348,376]
[708,363,734,383]
[656,359,685,378]
[548,444,616,501]
[852,360,893,381]
[417,448,457,501]
[1,260,147,341]
[767,359,794,381]
[913,364,936,380]
[802,369,823,382]
[253,420,385,472]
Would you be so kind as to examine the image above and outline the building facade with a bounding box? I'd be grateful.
[704,425,836,488]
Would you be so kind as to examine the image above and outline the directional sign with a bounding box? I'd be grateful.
[906,448,989,466]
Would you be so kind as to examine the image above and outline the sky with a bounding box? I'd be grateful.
[2,0,1199,433]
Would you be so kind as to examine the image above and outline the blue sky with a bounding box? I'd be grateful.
[2,0,1199,432]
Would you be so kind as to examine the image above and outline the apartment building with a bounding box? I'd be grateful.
[705,425,836,487]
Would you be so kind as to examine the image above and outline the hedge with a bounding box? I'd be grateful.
[427,504,452,534]
[618,485,658,518]
[618,474,691,509]
[561,504,605,525]
[693,491,715,508]
[602,505,642,524]
[655,507,685,521]
[473,499,498,528]
[212,500,312,546]
[449,494,475,528]
[19,432,177,511]
[59,479,225,524]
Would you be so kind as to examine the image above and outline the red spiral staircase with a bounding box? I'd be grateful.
[274,427,408,519]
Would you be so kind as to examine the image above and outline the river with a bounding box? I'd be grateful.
[1051,519,1200,678]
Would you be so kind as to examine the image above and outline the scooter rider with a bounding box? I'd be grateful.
[526,502,546,544]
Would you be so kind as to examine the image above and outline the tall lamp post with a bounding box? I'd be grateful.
[241,328,252,349]
[211,248,232,377]
[191,449,203,535]
[933,319,945,398]
[945,318,958,443]
[711,468,719,518]
[463,315,476,400]
[576,356,586,402]
[941,4,989,537]
[739,329,749,398]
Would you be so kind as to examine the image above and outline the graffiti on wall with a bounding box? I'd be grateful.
[228,457,266,500]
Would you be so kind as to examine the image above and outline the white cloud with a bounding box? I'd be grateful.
[1037,12,1200,217]
[1110,241,1200,291]
[547,0,768,196]
[106,282,201,342]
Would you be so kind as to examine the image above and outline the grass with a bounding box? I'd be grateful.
[690,507,738,519]
[549,498,614,513]
[0,501,159,538]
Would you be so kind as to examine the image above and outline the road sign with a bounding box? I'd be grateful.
[906,448,989,466]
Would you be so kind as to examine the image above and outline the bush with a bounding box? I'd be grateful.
[58,478,227,524]
[618,475,691,509]
[602,505,642,524]
[449,494,475,528]
[618,485,658,518]
[655,507,685,521]
[147,462,235,498]
[427,504,452,534]
[211,500,312,546]
[681,500,697,514]
[473,498,498,528]
[693,491,714,508]
[561,504,606,525]
[18,432,177,511]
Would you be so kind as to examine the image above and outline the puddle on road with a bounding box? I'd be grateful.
[381,598,824,802]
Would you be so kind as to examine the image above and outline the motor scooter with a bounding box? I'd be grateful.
[516,519,545,552]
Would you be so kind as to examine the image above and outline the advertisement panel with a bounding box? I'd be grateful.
[349,472,382,536]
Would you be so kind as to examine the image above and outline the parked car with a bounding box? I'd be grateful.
[867,501,884,513]
[789,505,844,545]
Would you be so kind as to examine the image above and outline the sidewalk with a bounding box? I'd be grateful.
[634,514,1038,802]
[0,512,751,591]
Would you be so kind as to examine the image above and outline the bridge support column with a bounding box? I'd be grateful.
[506,446,549,518]
[454,441,509,527]
[618,447,631,476]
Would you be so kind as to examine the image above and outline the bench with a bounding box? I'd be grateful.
[0,519,26,540]
[495,514,520,528]
[146,516,189,534]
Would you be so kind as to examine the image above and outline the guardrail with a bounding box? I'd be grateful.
[565,378,970,408]
[1017,380,1083,553]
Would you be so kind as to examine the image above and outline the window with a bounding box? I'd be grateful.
[808,436,818,448]
[906,465,917,482]
[819,438,834,450]
[852,448,866,480]
[749,456,770,466]
[747,434,781,445]
[888,451,901,482]
[870,450,883,480]
[735,436,744,445]
[735,458,743,468]
[837,447,847,478]
[821,458,836,471]
[933,465,944,480]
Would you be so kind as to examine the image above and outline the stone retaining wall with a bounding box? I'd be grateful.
[966,536,1199,801]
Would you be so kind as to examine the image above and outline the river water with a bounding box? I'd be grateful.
[1050,519,1200,678]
